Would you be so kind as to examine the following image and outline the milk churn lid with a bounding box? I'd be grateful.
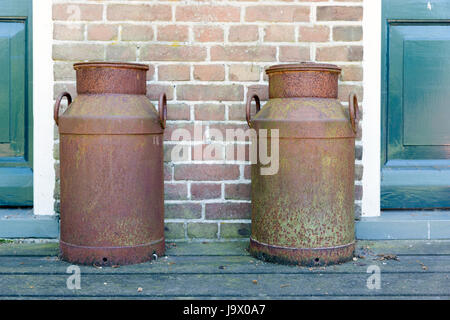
[266,63,341,75]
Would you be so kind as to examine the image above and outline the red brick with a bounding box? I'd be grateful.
[191,183,222,200]
[157,25,189,42]
[229,26,259,42]
[158,65,190,81]
[187,223,218,239]
[193,26,224,42]
[317,6,363,21]
[146,84,174,100]
[244,165,251,179]
[247,85,269,101]
[298,26,330,42]
[107,4,172,21]
[205,203,251,219]
[220,223,251,239]
[147,65,155,81]
[279,46,310,62]
[264,25,295,42]
[53,24,84,41]
[245,6,310,22]
[53,44,104,61]
[193,65,225,81]
[176,5,240,22]
[165,203,202,219]
[164,163,172,181]
[229,65,261,82]
[355,185,363,200]
[164,183,188,200]
[338,84,363,102]
[355,164,363,181]
[333,26,363,41]
[53,63,76,81]
[340,65,363,81]
[165,223,184,239]
[87,24,118,41]
[167,103,190,121]
[211,46,276,62]
[141,45,206,61]
[194,104,225,121]
[229,105,259,122]
[228,104,247,121]
[177,85,243,101]
[316,46,363,62]
[174,164,240,181]
[53,4,103,21]
[121,25,154,41]
[225,183,251,200]
[106,45,137,61]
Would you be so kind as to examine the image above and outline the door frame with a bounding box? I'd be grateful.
[33,0,54,215]
[361,0,382,217]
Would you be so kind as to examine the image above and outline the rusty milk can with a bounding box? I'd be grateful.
[246,63,359,266]
[54,62,167,266]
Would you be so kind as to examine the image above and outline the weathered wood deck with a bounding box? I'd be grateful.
[0,240,450,299]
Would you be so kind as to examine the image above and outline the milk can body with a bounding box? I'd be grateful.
[54,62,167,266]
[247,63,359,266]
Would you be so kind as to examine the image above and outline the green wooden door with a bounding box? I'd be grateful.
[382,0,450,209]
[0,0,32,206]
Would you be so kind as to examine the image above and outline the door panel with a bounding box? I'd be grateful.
[404,37,450,147]
[382,1,450,209]
[0,0,32,206]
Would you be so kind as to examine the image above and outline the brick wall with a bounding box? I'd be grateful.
[52,0,364,241]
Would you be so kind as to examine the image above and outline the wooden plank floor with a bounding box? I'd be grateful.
[0,240,450,299]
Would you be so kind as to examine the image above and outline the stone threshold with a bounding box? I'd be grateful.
[2,208,450,240]
[0,209,59,238]
[356,210,450,240]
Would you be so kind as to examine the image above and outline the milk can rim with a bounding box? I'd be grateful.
[73,61,149,71]
[266,63,341,74]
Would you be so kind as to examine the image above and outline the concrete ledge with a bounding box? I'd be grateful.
[0,209,59,239]
[2,209,450,240]
[356,211,450,240]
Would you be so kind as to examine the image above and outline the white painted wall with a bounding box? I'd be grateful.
[33,0,55,215]
[362,0,381,217]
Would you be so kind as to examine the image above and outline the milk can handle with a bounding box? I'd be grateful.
[246,94,261,128]
[54,92,72,126]
[349,93,359,134]
[159,93,167,129]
